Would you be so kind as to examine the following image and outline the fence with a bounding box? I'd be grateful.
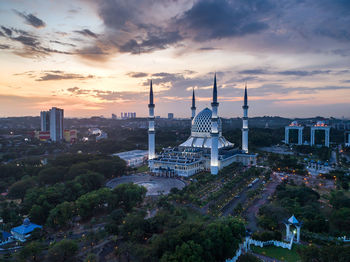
[225,234,295,262]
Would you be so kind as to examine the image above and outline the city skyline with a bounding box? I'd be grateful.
[1,0,350,118]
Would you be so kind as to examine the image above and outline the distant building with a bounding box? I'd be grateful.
[40,107,64,141]
[112,113,117,120]
[0,230,12,245]
[96,131,108,141]
[113,150,148,167]
[34,131,50,141]
[64,129,77,143]
[50,107,64,141]
[168,113,174,119]
[40,111,50,131]
[11,218,42,242]
[121,112,137,119]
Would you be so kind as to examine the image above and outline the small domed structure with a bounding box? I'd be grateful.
[23,218,30,226]
[316,121,325,126]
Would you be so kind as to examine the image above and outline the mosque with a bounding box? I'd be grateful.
[148,75,257,177]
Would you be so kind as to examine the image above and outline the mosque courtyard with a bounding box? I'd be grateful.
[106,174,186,196]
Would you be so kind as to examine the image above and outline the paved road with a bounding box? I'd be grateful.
[330,149,337,165]
[244,176,280,231]
[222,179,263,217]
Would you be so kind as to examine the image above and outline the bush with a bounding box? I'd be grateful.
[252,230,282,241]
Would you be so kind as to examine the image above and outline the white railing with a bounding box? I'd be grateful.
[338,236,350,242]
[225,234,294,262]
[225,242,244,262]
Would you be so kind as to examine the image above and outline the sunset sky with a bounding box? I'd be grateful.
[0,0,350,118]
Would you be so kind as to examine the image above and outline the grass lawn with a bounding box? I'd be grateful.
[137,165,149,173]
[251,244,301,262]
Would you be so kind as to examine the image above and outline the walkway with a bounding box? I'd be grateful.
[106,174,186,196]
[251,252,283,262]
[244,175,281,231]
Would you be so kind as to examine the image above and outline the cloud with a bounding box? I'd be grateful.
[14,10,46,28]
[0,26,74,58]
[67,87,91,95]
[118,30,182,54]
[50,40,76,47]
[12,35,39,47]
[0,44,10,49]
[74,29,98,38]
[65,87,142,102]
[239,68,332,77]
[239,69,268,75]
[35,71,94,81]
[127,72,149,78]
[175,0,274,41]
[251,83,350,96]
[197,47,220,51]
[1,26,12,36]
[278,70,332,76]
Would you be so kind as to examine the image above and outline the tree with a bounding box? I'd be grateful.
[66,162,90,181]
[76,188,111,219]
[88,158,126,178]
[329,191,350,209]
[341,181,349,191]
[161,240,204,262]
[46,201,75,229]
[29,204,47,225]
[109,183,147,211]
[75,172,105,192]
[110,208,125,224]
[17,241,44,261]
[38,166,67,185]
[47,239,78,262]
[8,178,35,200]
[331,207,350,234]
[298,244,350,262]
[238,254,262,262]
[84,253,98,262]
[105,208,126,234]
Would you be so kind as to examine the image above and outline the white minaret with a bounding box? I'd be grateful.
[242,84,249,153]
[191,88,196,120]
[148,80,156,161]
[210,74,219,175]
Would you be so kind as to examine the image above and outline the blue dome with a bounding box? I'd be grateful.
[191,108,222,135]
[23,218,30,226]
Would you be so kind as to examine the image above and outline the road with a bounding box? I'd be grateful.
[244,176,281,231]
[220,172,281,232]
[221,178,263,217]
[330,149,337,165]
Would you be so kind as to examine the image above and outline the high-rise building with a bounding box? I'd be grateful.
[40,111,50,131]
[112,113,117,120]
[49,107,64,141]
[168,113,174,119]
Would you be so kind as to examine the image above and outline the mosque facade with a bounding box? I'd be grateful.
[148,75,257,177]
